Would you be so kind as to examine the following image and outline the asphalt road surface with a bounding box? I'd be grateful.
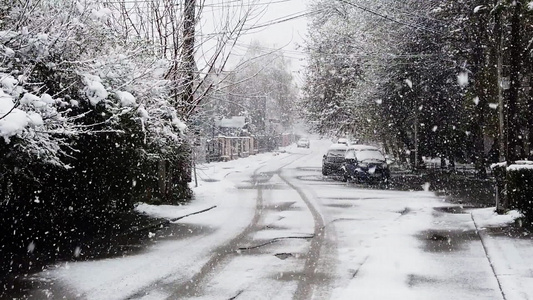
[5,141,504,299]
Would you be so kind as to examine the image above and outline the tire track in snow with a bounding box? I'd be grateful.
[278,171,328,300]
[162,153,308,299]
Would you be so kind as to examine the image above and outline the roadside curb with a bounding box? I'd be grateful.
[470,211,507,300]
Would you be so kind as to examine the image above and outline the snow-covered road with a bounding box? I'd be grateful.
[19,139,533,299]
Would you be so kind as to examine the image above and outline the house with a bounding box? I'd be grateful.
[206,116,256,162]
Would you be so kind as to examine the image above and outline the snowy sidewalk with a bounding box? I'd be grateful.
[471,209,533,300]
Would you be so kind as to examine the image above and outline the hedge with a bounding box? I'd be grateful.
[507,162,533,221]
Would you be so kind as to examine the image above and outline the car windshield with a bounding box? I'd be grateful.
[356,149,385,162]
[328,149,346,157]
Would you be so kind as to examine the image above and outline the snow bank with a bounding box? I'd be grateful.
[472,208,521,228]
[507,161,533,171]
[135,203,190,220]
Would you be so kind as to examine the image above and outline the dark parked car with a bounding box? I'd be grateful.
[342,145,390,183]
[322,144,348,176]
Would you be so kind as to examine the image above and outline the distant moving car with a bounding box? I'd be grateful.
[297,137,310,148]
[322,144,348,176]
[342,145,390,183]
[336,138,350,146]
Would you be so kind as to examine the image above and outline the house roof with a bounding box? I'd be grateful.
[216,116,246,128]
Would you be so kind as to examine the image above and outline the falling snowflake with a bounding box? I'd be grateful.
[457,72,469,87]
[405,79,413,89]
[74,246,82,258]
[28,241,35,253]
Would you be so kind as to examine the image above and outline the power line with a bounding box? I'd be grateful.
[335,0,437,34]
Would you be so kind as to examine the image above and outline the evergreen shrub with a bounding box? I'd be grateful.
[507,163,533,221]
[491,162,507,213]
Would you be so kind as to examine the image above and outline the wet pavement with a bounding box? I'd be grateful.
[0,147,525,300]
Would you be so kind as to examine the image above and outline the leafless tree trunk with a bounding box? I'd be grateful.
[507,0,523,162]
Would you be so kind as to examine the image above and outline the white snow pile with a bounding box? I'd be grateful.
[0,90,28,142]
[473,208,522,228]
[172,117,187,133]
[507,160,533,171]
[115,91,136,107]
[83,74,108,106]
[91,7,113,22]
[0,73,60,143]
[0,72,76,167]
[490,161,506,170]
[491,161,533,171]
[135,203,191,220]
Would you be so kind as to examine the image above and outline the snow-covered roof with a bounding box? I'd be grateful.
[216,116,246,128]
[508,161,533,171]
[347,144,380,151]
[328,143,348,150]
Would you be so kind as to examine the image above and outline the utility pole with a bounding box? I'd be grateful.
[182,0,197,189]
[494,1,506,162]
[182,0,196,114]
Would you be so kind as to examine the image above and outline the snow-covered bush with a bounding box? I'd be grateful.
[0,0,190,210]
[507,163,533,221]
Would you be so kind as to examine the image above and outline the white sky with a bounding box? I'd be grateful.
[198,0,309,82]
[237,0,308,72]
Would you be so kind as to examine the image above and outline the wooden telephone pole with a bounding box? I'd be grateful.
[182,0,196,112]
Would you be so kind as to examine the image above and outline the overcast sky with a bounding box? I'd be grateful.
[199,0,309,82]
[238,0,308,74]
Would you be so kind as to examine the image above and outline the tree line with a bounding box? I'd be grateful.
[301,0,533,175]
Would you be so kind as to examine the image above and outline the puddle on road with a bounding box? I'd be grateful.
[295,175,326,182]
[274,253,293,260]
[406,273,439,287]
[264,201,301,212]
[326,203,357,209]
[418,229,479,253]
[397,207,411,215]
